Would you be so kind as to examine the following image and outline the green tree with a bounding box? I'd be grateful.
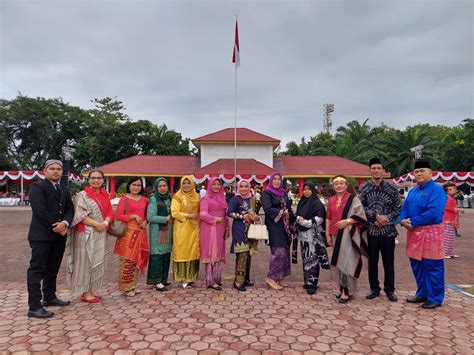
[384,125,442,176]
[440,119,473,171]
[72,97,192,170]
[0,95,88,170]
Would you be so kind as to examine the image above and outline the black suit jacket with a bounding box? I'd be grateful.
[27,179,74,241]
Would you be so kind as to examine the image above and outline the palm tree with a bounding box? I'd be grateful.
[384,125,442,177]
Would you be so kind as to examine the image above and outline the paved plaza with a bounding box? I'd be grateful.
[0,207,473,354]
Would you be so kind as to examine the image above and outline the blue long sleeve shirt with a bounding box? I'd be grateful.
[399,180,446,227]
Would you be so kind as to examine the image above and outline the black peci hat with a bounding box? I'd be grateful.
[369,157,384,167]
[414,159,431,170]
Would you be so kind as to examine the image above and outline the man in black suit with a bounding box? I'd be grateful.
[27,160,75,318]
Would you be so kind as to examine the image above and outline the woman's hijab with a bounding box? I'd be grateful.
[265,172,285,197]
[296,182,326,230]
[205,177,227,209]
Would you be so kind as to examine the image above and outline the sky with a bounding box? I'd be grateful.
[1,0,473,149]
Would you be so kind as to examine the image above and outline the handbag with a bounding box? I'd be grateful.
[108,198,128,237]
[247,221,269,241]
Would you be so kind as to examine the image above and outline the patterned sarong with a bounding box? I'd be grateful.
[406,224,444,261]
[267,247,291,280]
[114,220,149,273]
[443,224,456,257]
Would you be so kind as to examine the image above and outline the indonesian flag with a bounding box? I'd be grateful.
[232,19,240,67]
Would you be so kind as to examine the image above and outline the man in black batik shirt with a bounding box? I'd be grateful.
[358,158,402,302]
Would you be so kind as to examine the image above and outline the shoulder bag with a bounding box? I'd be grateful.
[109,198,128,237]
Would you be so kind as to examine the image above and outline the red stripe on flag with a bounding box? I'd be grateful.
[232,20,239,64]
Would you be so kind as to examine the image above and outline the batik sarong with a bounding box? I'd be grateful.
[173,260,199,283]
[205,262,222,287]
[267,246,291,281]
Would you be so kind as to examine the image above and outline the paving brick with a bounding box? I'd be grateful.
[0,209,473,353]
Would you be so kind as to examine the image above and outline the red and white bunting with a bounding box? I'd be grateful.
[0,171,85,183]
[392,171,474,187]
[192,174,269,185]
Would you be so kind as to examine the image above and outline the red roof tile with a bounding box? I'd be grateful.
[94,155,370,178]
[94,155,200,176]
[192,128,280,148]
[193,159,277,176]
[274,156,370,177]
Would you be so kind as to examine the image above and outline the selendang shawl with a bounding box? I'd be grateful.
[330,194,368,278]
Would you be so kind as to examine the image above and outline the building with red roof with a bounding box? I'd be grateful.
[94,128,371,196]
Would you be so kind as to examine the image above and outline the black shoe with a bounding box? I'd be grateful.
[366,290,380,300]
[421,301,441,309]
[28,307,54,318]
[406,295,427,303]
[42,298,70,307]
[153,285,169,292]
[244,280,254,287]
[303,284,309,289]
[386,292,398,302]
[338,297,350,304]
[233,283,246,292]
[336,292,341,299]
[208,285,223,291]
[307,288,317,295]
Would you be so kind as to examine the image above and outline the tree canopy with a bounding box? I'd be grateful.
[0,95,192,172]
[1,94,470,177]
[281,118,473,177]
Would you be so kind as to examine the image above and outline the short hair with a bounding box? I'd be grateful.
[88,169,105,179]
[443,182,456,191]
[126,176,144,195]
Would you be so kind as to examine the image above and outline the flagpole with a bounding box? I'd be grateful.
[233,15,238,192]
[234,58,237,191]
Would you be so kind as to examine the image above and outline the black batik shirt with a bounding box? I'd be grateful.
[358,180,402,237]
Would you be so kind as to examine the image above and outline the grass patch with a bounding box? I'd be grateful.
[465,287,474,295]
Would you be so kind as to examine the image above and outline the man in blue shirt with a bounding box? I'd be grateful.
[400,159,447,309]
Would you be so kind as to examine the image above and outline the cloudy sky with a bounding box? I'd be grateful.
[1,0,472,148]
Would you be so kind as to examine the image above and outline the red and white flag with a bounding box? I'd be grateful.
[232,19,240,67]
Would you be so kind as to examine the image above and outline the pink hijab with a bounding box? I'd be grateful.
[205,177,227,209]
[236,179,252,199]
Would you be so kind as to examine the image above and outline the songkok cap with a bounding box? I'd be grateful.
[44,159,63,169]
[369,157,384,167]
[414,159,431,170]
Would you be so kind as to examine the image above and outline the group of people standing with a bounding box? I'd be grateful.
[26,157,457,318]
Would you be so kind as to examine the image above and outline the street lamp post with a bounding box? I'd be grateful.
[410,145,424,160]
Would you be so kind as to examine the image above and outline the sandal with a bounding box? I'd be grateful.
[81,295,101,303]
[125,290,136,297]
[266,278,283,290]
